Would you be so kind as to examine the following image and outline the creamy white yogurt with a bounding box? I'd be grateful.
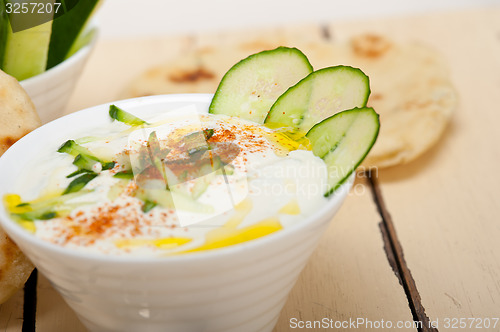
[6,108,329,256]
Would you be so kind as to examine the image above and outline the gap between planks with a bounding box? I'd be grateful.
[367,169,438,332]
[22,269,37,332]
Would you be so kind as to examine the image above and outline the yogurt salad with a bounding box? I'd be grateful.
[3,106,329,256]
[2,47,380,258]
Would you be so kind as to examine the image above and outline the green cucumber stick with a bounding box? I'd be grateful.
[47,0,99,69]
[1,0,55,81]
[0,0,8,66]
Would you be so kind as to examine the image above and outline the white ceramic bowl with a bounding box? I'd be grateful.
[20,27,98,124]
[0,94,353,332]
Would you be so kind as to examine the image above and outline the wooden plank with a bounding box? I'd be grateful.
[0,288,24,331]
[327,8,500,329]
[274,176,415,331]
[369,172,438,332]
[64,35,193,115]
[36,273,86,332]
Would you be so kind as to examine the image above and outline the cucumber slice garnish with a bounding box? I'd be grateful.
[306,107,380,196]
[109,104,148,126]
[209,47,313,124]
[265,66,370,133]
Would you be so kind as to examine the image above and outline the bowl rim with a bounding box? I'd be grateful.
[0,93,354,264]
[19,25,98,88]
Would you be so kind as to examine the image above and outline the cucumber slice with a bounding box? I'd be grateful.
[209,47,313,124]
[306,107,379,196]
[265,66,370,133]
[46,0,100,69]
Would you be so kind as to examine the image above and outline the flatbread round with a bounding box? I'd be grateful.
[124,52,220,98]
[0,229,34,304]
[0,69,38,304]
[325,34,456,168]
[124,33,456,168]
[0,70,41,155]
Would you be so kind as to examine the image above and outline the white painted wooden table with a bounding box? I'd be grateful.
[1,7,499,332]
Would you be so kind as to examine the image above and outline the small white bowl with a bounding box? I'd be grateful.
[20,27,98,124]
[0,94,353,332]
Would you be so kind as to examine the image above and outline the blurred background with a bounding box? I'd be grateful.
[96,0,498,38]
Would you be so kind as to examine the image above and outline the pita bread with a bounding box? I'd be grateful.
[123,26,328,99]
[0,229,34,304]
[0,69,39,304]
[0,70,41,155]
[323,34,456,168]
[124,33,456,168]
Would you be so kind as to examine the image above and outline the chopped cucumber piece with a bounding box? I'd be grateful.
[58,139,114,173]
[109,104,148,126]
[58,139,94,157]
[7,189,92,221]
[63,172,97,194]
[265,66,370,133]
[190,172,215,199]
[101,161,116,171]
[66,168,93,178]
[141,200,157,213]
[147,131,168,187]
[209,47,313,124]
[47,0,100,69]
[113,170,134,180]
[136,188,214,214]
[306,107,379,196]
[0,0,8,67]
[15,209,57,221]
[73,153,100,172]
